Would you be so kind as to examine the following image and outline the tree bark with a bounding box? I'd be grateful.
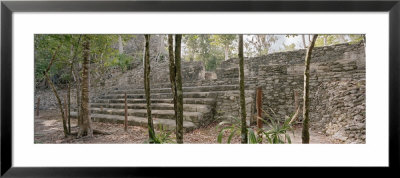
[66,88,70,134]
[175,35,184,144]
[36,97,40,117]
[301,35,307,48]
[289,90,300,125]
[167,35,179,143]
[45,73,68,137]
[71,35,82,127]
[64,94,68,126]
[157,34,165,61]
[77,35,93,138]
[224,43,229,61]
[238,35,248,144]
[256,86,263,129]
[75,69,81,127]
[124,92,128,132]
[301,34,318,144]
[144,34,156,143]
[43,44,68,137]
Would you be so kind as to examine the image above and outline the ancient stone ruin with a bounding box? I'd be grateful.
[71,42,365,143]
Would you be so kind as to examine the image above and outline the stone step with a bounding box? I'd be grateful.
[69,112,196,132]
[112,85,242,94]
[91,103,211,113]
[101,92,218,100]
[94,98,216,105]
[89,108,205,123]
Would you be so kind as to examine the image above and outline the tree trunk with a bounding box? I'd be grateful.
[301,35,307,48]
[289,90,300,125]
[43,44,68,137]
[175,35,184,144]
[238,34,248,144]
[45,73,68,137]
[77,35,93,138]
[144,34,156,143]
[36,97,40,117]
[68,45,73,134]
[224,43,229,61]
[157,34,165,61]
[256,86,263,129]
[301,34,318,144]
[75,68,81,127]
[72,35,82,127]
[67,84,71,134]
[167,35,179,143]
[64,94,68,127]
[124,92,128,132]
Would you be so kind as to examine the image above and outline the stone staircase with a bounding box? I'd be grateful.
[71,84,251,132]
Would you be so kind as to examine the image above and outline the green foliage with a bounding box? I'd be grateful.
[112,53,133,72]
[282,43,296,51]
[262,109,294,144]
[182,35,229,71]
[348,34,365,44]
[145,124,175,144]
[217,109,295,144]
[315,35,364,47]
[34,34,81,85]
[217,117,241,144]
[210,35,236,46]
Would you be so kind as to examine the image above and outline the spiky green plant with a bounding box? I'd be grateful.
[144,124,175,144]
[217,108,296,144]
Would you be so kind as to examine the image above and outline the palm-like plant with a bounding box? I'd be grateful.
[145,124,175,144]
[217,108,296,144]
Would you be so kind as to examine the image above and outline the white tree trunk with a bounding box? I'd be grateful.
[224,43,229,61]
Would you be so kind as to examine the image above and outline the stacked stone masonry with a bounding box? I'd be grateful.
[53,42,364,143]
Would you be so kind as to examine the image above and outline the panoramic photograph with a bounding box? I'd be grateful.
[34,34,366,144]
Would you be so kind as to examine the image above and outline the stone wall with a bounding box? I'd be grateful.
[37,42,366,143]
[214,42,366,143]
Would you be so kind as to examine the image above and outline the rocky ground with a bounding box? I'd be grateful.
[34,109,336,144]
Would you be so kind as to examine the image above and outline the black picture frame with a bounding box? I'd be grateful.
[1,0,399,177]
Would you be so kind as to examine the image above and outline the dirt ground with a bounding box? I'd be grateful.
[34,109,336,144]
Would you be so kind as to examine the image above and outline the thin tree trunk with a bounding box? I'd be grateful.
[144,34,156,143]
[36,97,40,117]
[43,44,68,137]
[175,34,184,144]
[256,86,263,129]
[67,85,71,134]
[168,35,179,142]
[77,35,93,138]
[301,35,307,48]
[238,34,248,144]
[72,35,82,127]
[68,45,73,134]
[224,43,229,61]
[124,92,128,132]
[157,34,165,61]
[75,69,81,127]
[301,34,318,144]
[45,73,68,137]
[64,94,68,127]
